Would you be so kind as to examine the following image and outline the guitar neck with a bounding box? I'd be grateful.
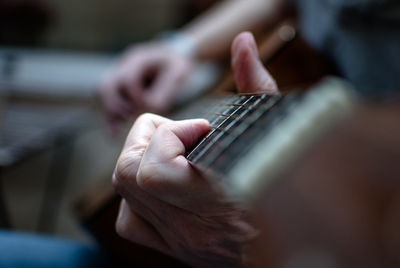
[178,78,355,201]
[186,93,284,171]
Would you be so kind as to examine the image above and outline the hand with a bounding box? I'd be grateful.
[98,42,195,133]
[112,32,277,267]
[112,114,258,267]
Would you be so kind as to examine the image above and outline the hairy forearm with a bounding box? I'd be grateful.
[182,0,285,59]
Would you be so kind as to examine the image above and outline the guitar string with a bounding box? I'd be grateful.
[187,90,302,171]
[199,95,266,166]
[187,96,253,161]
[219,103,253,107]
[188,94,282,164]
[207,99,287,174]
[204,94,270,123]
[206,112,243,119]
[188,94,272,159]
[207,94,292,129]
[209,95,281,131]
[186,95,255,161]
[200,95,281,167]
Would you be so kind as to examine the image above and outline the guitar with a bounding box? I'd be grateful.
[76,22,353,267]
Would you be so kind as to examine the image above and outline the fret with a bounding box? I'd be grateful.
[187,94,283,166]
[209,125,234,134]
[219,103,252,107]
[208,96,247,125]
[199,96,263,166]
[225,94,283,135]
[206,112,243,119]
[186,95,254,162]
[209,95,282,129]
[187,91,309,176]
[200,95,282,168]
[211,94,290,174]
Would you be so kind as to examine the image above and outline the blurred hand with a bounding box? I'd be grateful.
[112,32,277,267]
[231,32,278,94]
[99,41,195,133]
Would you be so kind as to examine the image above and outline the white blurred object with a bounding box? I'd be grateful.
[0,47,220,104]
[0,48,115,100]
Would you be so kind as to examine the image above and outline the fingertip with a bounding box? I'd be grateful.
[231,32,278,94]
[190,118,211,135]
[192,118,210,127]
[231,32,258,64]
[171,119,210,150]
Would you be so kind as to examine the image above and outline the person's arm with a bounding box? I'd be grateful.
[183,0,285,59]
[98,0,284,133]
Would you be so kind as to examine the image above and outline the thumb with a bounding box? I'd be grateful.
[231,32,278,94]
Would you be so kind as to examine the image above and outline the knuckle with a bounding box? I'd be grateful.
[136,113,153,123]
[115,217,131,240]
[114,155,136,186]
[111,173,124,193]
[156,122,172,135]
[136,162,161,191]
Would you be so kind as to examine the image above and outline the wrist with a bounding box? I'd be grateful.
[158,30,199,58]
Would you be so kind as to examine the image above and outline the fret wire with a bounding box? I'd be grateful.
[186,95,246,160]
[206,94,279,125]
[207,95,249,126]
[189,94,282,165]
[206,112,242,119]
[187,96,255,161]
[212,97,288,173]
[201,95,267,167]
[187,98,248,160]
[211,96,282,138]
[238,92,279,96]
[233,95,280,134]
[225,95,281,144]
[209,125,235,134]
[219,103,252,107]
[216,94,269,109]
[190,95,260,163]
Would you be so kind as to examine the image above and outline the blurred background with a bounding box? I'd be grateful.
[0,0,220,244]
[0,0,218,49]
[1,1,399,267]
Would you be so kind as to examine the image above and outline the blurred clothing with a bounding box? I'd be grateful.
[296,0,400,98]
[0,230,110,268]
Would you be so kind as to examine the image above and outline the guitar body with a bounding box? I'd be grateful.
[249,100,400,268]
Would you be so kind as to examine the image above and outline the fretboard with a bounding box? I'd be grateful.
[186,93,288,171]
[177,78,355,200]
